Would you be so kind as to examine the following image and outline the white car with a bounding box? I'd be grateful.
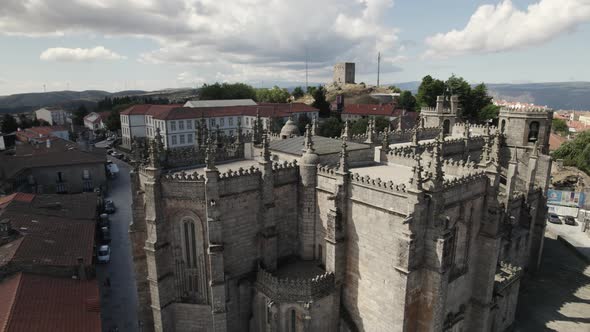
[97,245,111,263]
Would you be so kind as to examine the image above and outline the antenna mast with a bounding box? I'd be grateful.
[377,52,381,87]
[305,47,309,91]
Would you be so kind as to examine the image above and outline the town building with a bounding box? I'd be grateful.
[340,104,417,129]
[84,111,110,131]
[128,95,553,332]
[333,62,355,85]
[15,125,70,142]
[34,107,69,126]
[120,103,319,150]
[0,273,101,332]
[0,138,106,194]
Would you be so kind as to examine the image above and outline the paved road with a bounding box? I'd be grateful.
[96,158,139,332]
[514,233,590,331]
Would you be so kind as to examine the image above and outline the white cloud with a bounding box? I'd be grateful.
[424,0,590,58]
[40,46,126,61]
[1,0,401,83]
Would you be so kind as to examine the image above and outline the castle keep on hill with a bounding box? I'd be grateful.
[129,96,553,332]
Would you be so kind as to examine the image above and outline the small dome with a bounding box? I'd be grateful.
[280,118,300,139]
[300,150,319,165]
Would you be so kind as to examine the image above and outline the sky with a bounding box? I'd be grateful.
[0,0,589,95]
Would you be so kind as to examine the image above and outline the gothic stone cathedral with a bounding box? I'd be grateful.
[129,99,553,332]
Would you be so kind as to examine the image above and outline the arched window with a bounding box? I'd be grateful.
[290,310,297,332]
[176,216,207,303]
[528,121,540,142]
[443,119,451,136]
[501,119,506,133]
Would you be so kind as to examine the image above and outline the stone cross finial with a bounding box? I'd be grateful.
[381,127,390,153]
[341,120,350,141]
[205,137,216,170]
[338,140,349,173]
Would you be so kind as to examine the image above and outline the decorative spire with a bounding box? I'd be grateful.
[491,133,502,165]
[341,120,350,141]
[410,155,424,190]
[261,133,271,162]
[131,138,141,164]
[464,121,470,139]
[532,140,539,157]
[411,128,419,146]
[148,138,160,168]
[215,124,220,146]
[304,124,314,152]
[155,127,164,151]
[431,138,444,189]
[397,117,403,132]
[365,118,374,144]
[338,140,349,173]
[205,137,216,170]
[485,122,491,137]
[236,117,242,144]
[312,116,318,136]
[381,127,390,153]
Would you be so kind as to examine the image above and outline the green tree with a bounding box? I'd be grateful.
[312,86,331,118]
[73,105,89,126]
[350,118,368,135]
[478,104,500,122]
[389,85,402,93]
[105,110,121,132]
[306,86,318,95]
[466,83,493,120]
[416,75,445,107]
[552,131,590,174]
[398,91,417,112]
[17,114,33,129]
[1,114,18,133]
[297,114,311,133]
[199,82,256,100]
[319,117,343,138]
[292,86,305,99]
[256,86,290,103]
[552,118,569,135]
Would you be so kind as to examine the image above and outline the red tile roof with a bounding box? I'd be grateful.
[549,133,567,151]
[0,273,101,332]
[0,193,35,210]
[150,103,318,120]
[0,212,95,267]
[120,104,152,115]
[567,120,590,132]
[342,104,398,116]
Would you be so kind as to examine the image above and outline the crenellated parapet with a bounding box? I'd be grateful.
[219,165,262,179]
[494,261,523,292]
[256,267,336,302]
[349,172,408,193]
[500,105,550,113]
[442,171,487,190]
[271,160,299,185]
[452,122,498,137]
[162,170,206,182]
[442,158,478,176]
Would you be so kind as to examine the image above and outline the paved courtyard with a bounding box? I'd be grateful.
[96,158,139,332]
[514,233,590,331]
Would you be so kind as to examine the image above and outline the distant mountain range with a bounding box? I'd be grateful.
[0,88,199,114]
[1,82,589,113]
[389,81,590,110]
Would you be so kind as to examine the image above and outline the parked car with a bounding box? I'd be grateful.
[97,245,111,263]
[112,152,123,159]
[564,216,576,226]
[547,214,562,224]
[107,136,115,141]
[99,213,110,227]
[104,200,116,214]
[100,226,111,243]
[106,163,119,178]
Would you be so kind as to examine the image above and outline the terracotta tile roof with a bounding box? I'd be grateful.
[0,273,101,332]
[120,104,152,115]
[0,193,36,210]
[0,138,105,179]
[0,211,95,267]
[150,103,318,120]
[567,120,590,132]
[549,133,567,151]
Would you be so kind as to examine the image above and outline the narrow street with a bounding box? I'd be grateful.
[514,234,590,331]
[96,158,139,332]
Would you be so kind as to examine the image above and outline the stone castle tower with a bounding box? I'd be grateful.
[333,62,355,85]
[129,102,553,332]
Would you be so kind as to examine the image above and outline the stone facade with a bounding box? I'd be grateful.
[130,102,553,332]
[333,63,355,85]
